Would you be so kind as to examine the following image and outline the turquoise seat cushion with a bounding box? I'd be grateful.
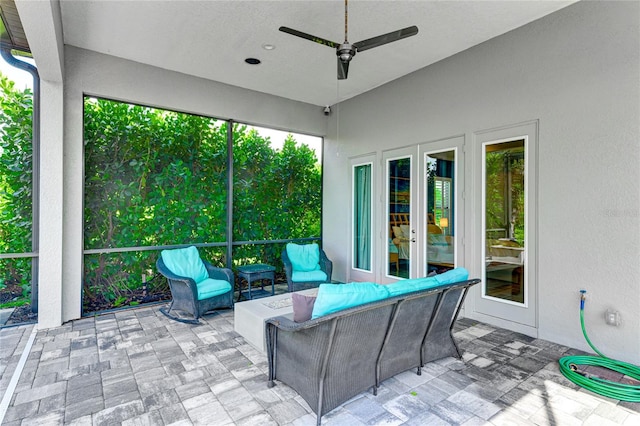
[386,267,469,297]
[311,282,390,319]
[161,246,208,283]
[291,270,327,283]
[286,243,321,272]
[196,278,232,300]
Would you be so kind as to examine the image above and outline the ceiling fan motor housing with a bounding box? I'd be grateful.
[337,43,356,62]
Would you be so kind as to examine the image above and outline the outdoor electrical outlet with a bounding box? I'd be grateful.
[604,309,621,326]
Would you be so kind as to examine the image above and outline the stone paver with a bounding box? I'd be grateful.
[1,306,639,425]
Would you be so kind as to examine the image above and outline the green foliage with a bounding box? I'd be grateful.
[485,147,525,246]
[113,296,127,307]
[233,128,321,264]
[0,299,30,309]
[2,84,321,314]
[83,99,230,307]
[83,100,228,250]
[82,98,321,312]
[0,72,33,298]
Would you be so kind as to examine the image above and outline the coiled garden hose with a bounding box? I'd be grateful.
[558,290,640,402]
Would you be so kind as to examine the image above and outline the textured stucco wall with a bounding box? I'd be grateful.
[323,1,639,363]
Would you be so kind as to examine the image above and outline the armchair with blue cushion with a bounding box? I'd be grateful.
[282,243,333,292]
[157,246,234,324]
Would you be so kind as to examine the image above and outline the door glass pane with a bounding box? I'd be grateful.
[388,158,411,278]
[426,151,455,274]
[353,164,372,271]
[484,140,525,303]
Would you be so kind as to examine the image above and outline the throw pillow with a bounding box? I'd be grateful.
[161,246,208,283]
[286,243,321,272]
[292,293,317,322]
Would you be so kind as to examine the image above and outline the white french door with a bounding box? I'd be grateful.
[471,121,538,333]
[381,138,464,283]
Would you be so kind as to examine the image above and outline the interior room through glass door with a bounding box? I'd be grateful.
[425,150,456,275]
[387,156,413,279]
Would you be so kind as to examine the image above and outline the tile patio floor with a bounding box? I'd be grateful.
[1,305,639,425]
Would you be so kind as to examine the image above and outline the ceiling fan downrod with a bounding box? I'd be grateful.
[344,0,349,42]
[338,0,355,64]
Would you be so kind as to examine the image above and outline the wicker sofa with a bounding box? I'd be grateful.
[265,275,480,425]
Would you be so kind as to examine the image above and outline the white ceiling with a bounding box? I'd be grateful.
[59,0,576,107]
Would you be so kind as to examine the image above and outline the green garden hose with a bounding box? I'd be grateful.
[558,290,640,402]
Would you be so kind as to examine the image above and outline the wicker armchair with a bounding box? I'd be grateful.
[156,246,234,324]
[282,243,333,292]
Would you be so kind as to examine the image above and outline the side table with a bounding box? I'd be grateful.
[237,264,276,301]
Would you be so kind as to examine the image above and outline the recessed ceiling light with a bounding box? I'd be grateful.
[262,44,275,51]
[245,58,261,65]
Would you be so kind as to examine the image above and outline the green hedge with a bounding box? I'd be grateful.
[0,73,33,308]
[82,97,321,312]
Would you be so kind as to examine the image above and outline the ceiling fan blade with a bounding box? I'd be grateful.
[337,58,350,80]
[353,25,418,53]
[279,26,339,48]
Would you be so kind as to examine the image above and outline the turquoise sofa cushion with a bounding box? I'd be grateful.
[286,243,321,272]
[386,267,469,297]
[196,278,232,300]
[434,267,469,285]
[161,246,208,283]
[311,282,390,319]
[386,277,438,297]
[292,270,328,283]
[309,268,469,319]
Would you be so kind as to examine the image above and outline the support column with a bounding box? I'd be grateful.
[37,79,65,328]
[17,0,69,327]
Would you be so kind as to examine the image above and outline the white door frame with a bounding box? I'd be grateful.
[348,154,377,283]
[467,121,539,336]
[381,147,418,282]
[418,135,465,276]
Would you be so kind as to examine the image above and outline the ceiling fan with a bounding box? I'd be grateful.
[279,0,418,80]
